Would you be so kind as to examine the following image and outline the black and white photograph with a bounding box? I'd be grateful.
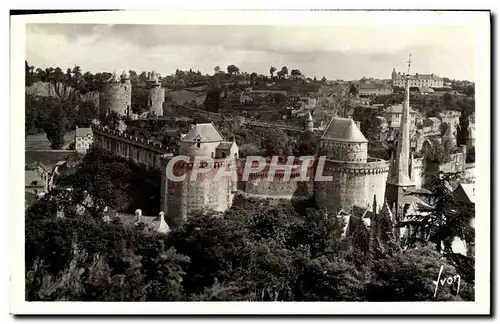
[9,9,491,315]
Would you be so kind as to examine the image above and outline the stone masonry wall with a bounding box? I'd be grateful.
[99,81,131,117]
[163,161,236,227]
[92,126,168,169]
[148,86,165,116]
[314,159,389,213]
[320,141,368,162]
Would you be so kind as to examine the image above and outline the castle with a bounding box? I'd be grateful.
[92,62,472,232]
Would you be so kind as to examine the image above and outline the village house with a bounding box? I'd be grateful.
[357,83,393,96]
[382,104,420,132]
[422,117,442,135]
[75,126,93,153]
[439,110,462,128]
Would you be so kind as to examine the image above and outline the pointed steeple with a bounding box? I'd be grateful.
[387,54,414,187]
[305,111,314,132]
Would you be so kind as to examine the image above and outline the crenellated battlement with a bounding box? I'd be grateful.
[92,125,169,154]
[322,158,390,174]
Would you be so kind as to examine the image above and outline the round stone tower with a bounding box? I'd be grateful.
[99,70,132,118]
[147,70,165,116]
[161,123,239,228]
[314,117,389,214]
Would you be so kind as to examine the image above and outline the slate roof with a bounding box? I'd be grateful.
[25,170,44,187]
[25,151,73,169]
[358,83,392,90]
[453,183,475,204]
[321,117,368,143]
[181,123,224,142]
[428,117,441,124]
[384,104,417,114]
[418,87,434,93]
[217,141,234,150]
[76,127,92,137]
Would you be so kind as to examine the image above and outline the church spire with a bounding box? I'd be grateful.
[387,54,414,187]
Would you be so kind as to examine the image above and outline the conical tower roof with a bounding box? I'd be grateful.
[320,117,368,143]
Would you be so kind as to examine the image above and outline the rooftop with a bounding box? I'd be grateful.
[25,170,44,187]
[358,83,392,90]
[321,117,368,143]
[25,150,73,169]
[384,104,417,114]
[181,123,224,143]
[76,127,92,137]
[453,183,475,204]
[217,141,235,150]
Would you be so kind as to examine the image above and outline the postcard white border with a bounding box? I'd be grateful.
[10,9,491,315]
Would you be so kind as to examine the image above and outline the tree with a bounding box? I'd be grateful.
[279,66,288,80]
[321,76,327,84]
[25,61,35,86]
[464,85,474,97]
[43,101,68,149]
[401,172,475,254]
[60,146,131,219]
[214,66,220,74]
[250,72,258,85]
[290,69,302,77]
[294,131,318,156]
[365,243,465,301]
[102,111,121,131]
[269,66,277,79]
[227,65,240,76]
[348,83,359,96]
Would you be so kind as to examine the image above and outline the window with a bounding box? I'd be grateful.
[221,152,226,158]
[31,181,38,186]
[196,139,201,148]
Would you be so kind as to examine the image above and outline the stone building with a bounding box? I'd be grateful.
[146,70,165,116]
[391,69,444,88]
[75,126,93,154]
[314,117,389,214]
[383,104,420,132]
[439,110,461,129]
[99,70,132,118]
[422,117,441,134]
[160,123,239,227]
[357,83,393,96]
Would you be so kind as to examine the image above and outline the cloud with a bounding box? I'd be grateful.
[25,24,475,80]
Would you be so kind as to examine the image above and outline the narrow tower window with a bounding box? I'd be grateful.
[196,138,201,148]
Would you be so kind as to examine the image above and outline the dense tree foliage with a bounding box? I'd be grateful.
[26,191,473,301]
[55,146,161,217]
[27,159,474,301]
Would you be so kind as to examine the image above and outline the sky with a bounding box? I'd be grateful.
[25,24,475,81]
